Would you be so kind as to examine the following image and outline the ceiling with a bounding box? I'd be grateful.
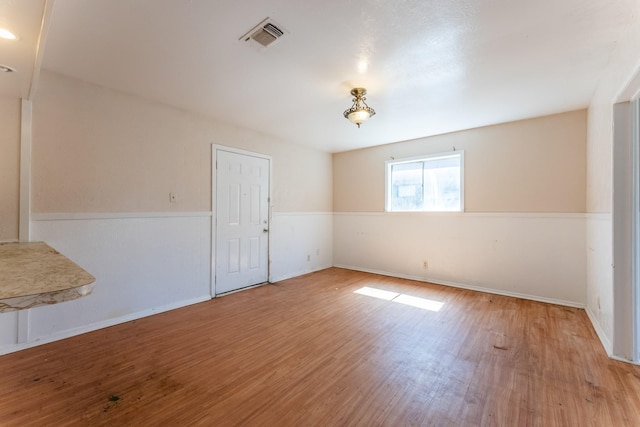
[0,0,47,100]
[1,0,636,152]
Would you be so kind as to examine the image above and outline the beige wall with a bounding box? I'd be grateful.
[32,71,332,213]
[334,110,586,213]
[0,96,21,241]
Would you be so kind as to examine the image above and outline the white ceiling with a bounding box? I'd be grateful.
[0,0,47,99]
[1,0,636,152]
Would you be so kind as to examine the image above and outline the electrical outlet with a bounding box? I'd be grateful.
[423,260,428,269]
[169,192,177,204]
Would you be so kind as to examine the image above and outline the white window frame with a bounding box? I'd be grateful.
[385,151,464,212]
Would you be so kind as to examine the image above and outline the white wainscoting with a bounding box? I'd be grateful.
[0,312,18,347]
[0,211,334,354]
[0,212,212,354]
[585,213,614,356]
[269,212,333,282]
[334,212,587,307]
[1,210,587,353]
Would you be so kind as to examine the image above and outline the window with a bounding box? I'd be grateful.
[386,151,464,212]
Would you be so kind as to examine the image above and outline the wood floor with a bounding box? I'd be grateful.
[1,268,639,426]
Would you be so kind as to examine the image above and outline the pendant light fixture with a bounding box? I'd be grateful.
[343,87,376,128]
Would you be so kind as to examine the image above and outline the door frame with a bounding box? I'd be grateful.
[631,98,640,363]
[633,99,640,363]
[211,144,272,297]
[613,69,640,363]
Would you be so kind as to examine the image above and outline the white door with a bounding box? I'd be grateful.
[215,149,270,295]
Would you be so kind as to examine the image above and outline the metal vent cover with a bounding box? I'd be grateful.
[240,18,287,48]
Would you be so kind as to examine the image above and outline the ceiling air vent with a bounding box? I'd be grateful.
[240,18,287,48]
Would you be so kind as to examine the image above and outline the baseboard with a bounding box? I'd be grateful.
[270,264,333,283]
[0,295,212,356]
[574,308,638,365]
[584,311,640,367]
[609,354,640,365]
[333,264,586,308]
[585,305,614,356]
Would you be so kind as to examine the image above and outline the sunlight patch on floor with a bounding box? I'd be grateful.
[354,286,399,300]
[354,286,444,312]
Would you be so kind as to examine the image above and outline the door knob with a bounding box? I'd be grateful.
[263,228,269,233]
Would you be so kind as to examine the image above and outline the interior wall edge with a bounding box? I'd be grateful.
[19,100,32,242]
[585,304,614,358]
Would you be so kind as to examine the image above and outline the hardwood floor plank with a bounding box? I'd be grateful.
[0,268,639,426]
